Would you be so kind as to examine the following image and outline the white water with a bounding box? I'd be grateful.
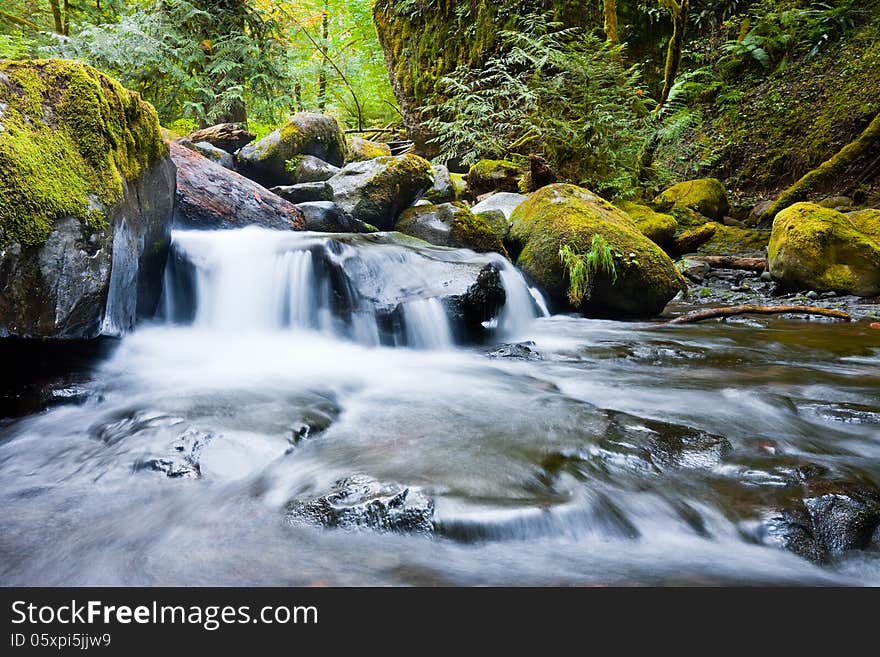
[162,227,544,348]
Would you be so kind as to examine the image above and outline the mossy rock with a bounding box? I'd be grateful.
[236,112,346,187]
[0,59,166,248]
[616,201,678,251]
[768,203,880,296]
[509,184,685,318]
[0,59,173,338]
[328,153,434,230]
[695,222,770,257]
[423,164,455,204]
[347,136,392,162]
[395,203,507,255]
[466,159,523,197]
[449,172,467,200]
[474,209,510,243]
[653,178,730,221]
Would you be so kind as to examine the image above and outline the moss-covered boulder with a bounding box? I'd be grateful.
[653,178,730,221]
[235,112,346,187]
[395,203,507,255]
[466,159,523,197]
[348,136,392,162]
[768,202,880,296]
[508,184,685,318]
[423,164,455,203]
[327,154,434,230]
[0,59,174,339]
[616,201,678,251]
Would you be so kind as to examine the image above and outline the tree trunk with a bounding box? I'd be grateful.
[48,0,64,34]
[604,0,619,45]
[658,0,689,109]
[317,7,329,112]
[62,0,70,36]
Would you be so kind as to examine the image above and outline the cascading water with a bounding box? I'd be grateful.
[162,226,544,348]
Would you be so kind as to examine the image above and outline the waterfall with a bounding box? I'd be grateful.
[162,227,545,349]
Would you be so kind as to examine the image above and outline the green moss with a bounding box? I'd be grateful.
[449,172,467,200]
[347,136,392,162]
[768,202,880,296]
[0,59,167,248]
[509,184,685,317]
[653,178,729,220]
[450,203,507,256]
[616,201,678,250]
[695,222,770,257]
[466,159,522,195]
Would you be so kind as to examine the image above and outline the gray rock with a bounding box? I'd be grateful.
[489,341,542,360]
[271,182,334,204]
[296,202,370,233]
[285,474,435,534]
[347,136,391,162]
[424,164,455,203]
[187,123,255,154]
[0,159,175,339]
[394,203,506,254]
[470,192,528,219]
[235,112,346,187]
[328,154,434,230]
[284,155,340,184]
[191,140,236,170]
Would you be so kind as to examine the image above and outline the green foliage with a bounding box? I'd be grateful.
[0,30,34,59]
[558,235,618,305]
[422,13,651,199]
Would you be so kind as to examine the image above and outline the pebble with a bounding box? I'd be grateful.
[760,272,773,282]
[806,291,819,300]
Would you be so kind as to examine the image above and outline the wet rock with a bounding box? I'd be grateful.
[271,182,334,204]
[236,112,346,187]
[296,202,370,233]
[488,341,542,360]
[137,428,217,479]
[187,122,255,154]
[395,203,506,254]
[764,480,880,563]
[285,474,434,534]
[444,263,506,338]
[470,192,528,220]
[170,141,305,231]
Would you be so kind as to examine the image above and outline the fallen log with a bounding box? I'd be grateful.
[696,256,766,273]
[663,304,851,325]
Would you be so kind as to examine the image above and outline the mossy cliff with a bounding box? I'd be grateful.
[0,59,167,248]
[372,1,661,155]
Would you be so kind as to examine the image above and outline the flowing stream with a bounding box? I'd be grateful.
[1,227,879,585]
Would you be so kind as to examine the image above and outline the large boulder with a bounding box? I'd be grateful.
[235,112,346,187]
[169,141,304,231]
[0,60,174,339]
[271,182,334,204]
[395,203,506,255]
[296,201,370,233]
[186,122,255,154]
[508,184,685,318]
[328,154,434,230]
[177,137,235,170]
[653,178,730,221]
[768,203,880,296]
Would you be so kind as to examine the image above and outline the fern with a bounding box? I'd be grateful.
[558,236,618,306]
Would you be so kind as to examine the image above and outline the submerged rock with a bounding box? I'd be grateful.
[768,203,880,297]
[170,141,305,231]
[0,60,174,339]
[138,428,217,479]
[653,178,730,221]
[395,203,507,255]
[508,184,685,318]
[488,341,542,360]
[328,154,434,230]
[186,122,255,154]
[764,480,880,563]
[236,112,346,186]
[285,474,435,534]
